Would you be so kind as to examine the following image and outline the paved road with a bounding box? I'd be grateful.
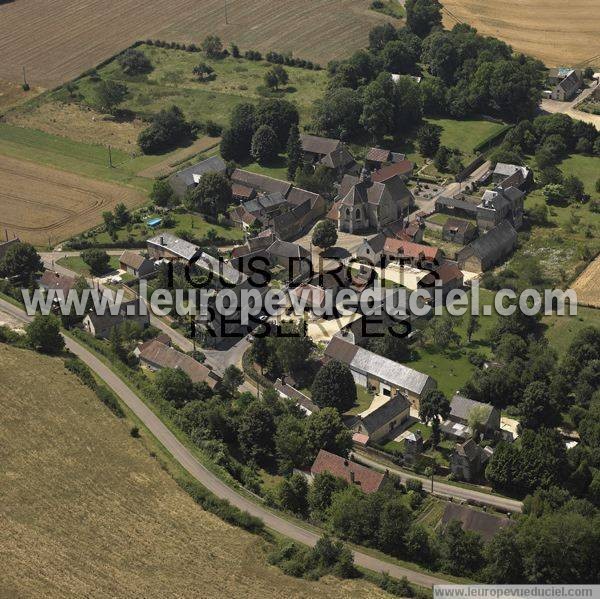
[0,296,448,588]
[354,451,522,513]
[541,81,600,130]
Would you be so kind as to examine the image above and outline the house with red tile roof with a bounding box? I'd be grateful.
[310,449,387,494]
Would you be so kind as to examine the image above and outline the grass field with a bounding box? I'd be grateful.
[428,117,506,157]
[440,0,600,68]
[0,0,393,88]
[0,154,146,247]
[67,45,329,126]
[543,306,600,353]
[0,344,388,598]
[56,255,120,277]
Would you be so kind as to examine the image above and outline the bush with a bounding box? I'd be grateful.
[95,385,126,418]
[118,48,152,75]
[130,426,140,438]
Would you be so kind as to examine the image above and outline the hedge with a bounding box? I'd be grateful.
[473,123,513,154]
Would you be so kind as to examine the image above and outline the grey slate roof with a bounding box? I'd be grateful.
[359,394,410,435]
[436,196,478,215]
[169,156,226,196]
[465,221,517,260]
[243,192,287,214]
[441,503,513,543]
[450,394,495,426]
[325,337,433,395]
[274,378,320,414]
[147,232,200,261]
[300,134,341,156]
[231,169,292,196]
[267,239,310,260]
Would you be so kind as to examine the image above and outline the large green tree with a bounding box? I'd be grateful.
[311,360,357,412]
[418,388,450,445]
[0,242,42,281]
[186,171,232,217]
[26,314,64,354]
[311,220,338,251]
[250,124,279,165]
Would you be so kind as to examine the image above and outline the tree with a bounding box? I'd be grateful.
[237,400,276,463]
[155,367,193,408]
[114,202,130,227]
[311,220,338,251]
[360,89,394,141]
[81,248,110,275]
[221,365,244,395]
[368,22,398,53]
[186,171,232,217]
[418,389,450,445]
[265,65,289,90]
[482,526,523,583]
[294,164,336,198]
[312,87,362,139]
[118,48,152,75]
[250,124,279,164]
[368,328,410,362]
[309,471,348,517]
[138,105,191,154]
[542,184,563,207]
[381,34,421,75]
[448,154,464,175]
[0,242,42,280]
[405,0,442,37]
[273,322,313,377]
[377,498,412,557]
[26,314,64,354]
[150,179,175,208]
[93,80,127,114]
[416,123,441,157]
[467,405,490,441]
[305,407,353,458]
[286,124,302,180]
[519,381,560,431]
[563,175,585,203]
[466,313,480,342]
[311,360,357,412]
[220,102,256,161]
[275,414,307,473]
[251,336,270,372]
[193,62,214,81]
[433,145,450,171]
[254,99,299,147]
[277,472,308,515]
[439,520,484,576]
[426,316,460,348]
[201,35,223,58]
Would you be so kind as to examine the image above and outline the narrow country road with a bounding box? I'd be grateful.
[354,452,522,513]
[0,297,449,588]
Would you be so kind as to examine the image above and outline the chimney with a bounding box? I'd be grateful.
[159,235,164,246]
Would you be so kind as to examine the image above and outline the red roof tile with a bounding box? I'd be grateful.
[372,160,414,181]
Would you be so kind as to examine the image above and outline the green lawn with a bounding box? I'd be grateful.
[90,210,244,245]
[407,290,500,397]
[66,45,328,127]
[56,255,120,276]
[427,117,506,158]
[543,307,600,355]
[345,385,376,416]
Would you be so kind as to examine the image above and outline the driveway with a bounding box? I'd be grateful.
[0,296,447,588]
[541,82,600,130]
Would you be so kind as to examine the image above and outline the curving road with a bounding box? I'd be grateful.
[0,297,449,588]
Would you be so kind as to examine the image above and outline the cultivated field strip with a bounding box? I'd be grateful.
[572,255,600,308]
[441,0,600,67]
[0,0,392,88]
[0,154,145,245]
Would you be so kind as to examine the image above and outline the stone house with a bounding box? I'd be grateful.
[450,439,494,482]
[442,218,477,245]
[351,393,411,443]
[456,221,517,273]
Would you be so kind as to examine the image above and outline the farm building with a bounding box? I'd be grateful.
[435,195,479,220]
[372,160,414,182]
[83,299,150,338]
[119,250,155,278]
[441,394,501,440]
[324,336,436,409]
[300,134,357,178]
[456,221,517,272]
[492,163,531,190]
[365,147,406,170]
[138,339,221,389]
[546,68,583,101]
[169,156,227,198]
[350,393,410,443]
[442,218,477,245]
[310,450,387,494]
[230,169,292,198]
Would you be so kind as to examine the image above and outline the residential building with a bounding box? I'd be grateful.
[38,270,77,296]
[169,156,227,198]
[441,394,501,440]
[119,250,155,278]
[133,333,172,357]
[476,186,524,232]
[419,260,464,302]
[230,169,292,197]
[138,339,221,389]
[372,160,414,182]
[492,163,531,190]
[274,378,320,415]
[442,218,477,245]
[351,393,410,443]
[82,299,150,338]
[310,449,387,494]
[450,438,494,482]
[456,221,518,272]
[147,232,200,262]
[365,147,406,170]
[440,503,514,542]
[300,134,357,177]
[435,195,479,220]
[324,336,436,409]
[266,239,311,280]
[356,234,442,270]
[547,67,583,101]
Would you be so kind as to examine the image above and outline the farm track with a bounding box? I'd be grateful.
[0,0,393,88]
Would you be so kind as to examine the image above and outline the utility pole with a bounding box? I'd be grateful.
[108,145,113,168]
[22,66,28,87]
[224,0,228,24]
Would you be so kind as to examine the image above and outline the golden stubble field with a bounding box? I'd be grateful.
[0,154,145,246]
[441,0,600,67]
[0,0,392,88]
[572,255,600,308]
[0,344,388,598]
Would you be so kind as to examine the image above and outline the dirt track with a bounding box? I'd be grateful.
[0,0,391,88]
[0,155,145,246]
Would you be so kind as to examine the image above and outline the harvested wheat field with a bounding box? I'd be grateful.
[572,256,600,308]
[0,155,145,246]
[441,0,600,67]
[0,0,393,88]
[0,344,388,598]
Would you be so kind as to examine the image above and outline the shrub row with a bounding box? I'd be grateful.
[473,123,513,154]
[265,51,321,70]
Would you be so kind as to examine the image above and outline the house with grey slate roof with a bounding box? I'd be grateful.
[441,394,500,440]
[351,393,410,442]
[324,336,436,409]
[169,156,226,198]
[456,221,517,273]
